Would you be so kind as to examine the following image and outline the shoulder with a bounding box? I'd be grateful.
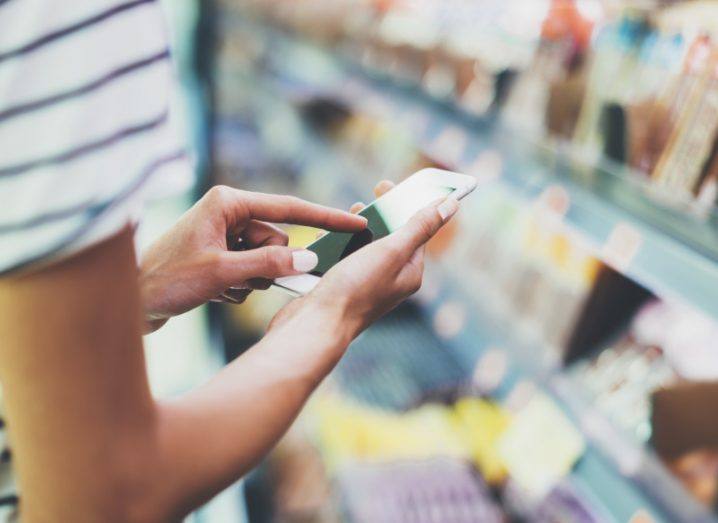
[0,0,190,276]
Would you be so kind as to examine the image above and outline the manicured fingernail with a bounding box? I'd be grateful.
[437,197,459,221]
[292,250,319,272]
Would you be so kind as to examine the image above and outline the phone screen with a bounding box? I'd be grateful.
[308,178,456,276]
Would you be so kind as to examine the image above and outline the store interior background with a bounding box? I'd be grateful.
[155,1,718,521]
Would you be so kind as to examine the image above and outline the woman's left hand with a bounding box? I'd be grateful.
[139,185,367,333]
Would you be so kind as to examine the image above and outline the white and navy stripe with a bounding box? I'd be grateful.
[0,0,191,513]
[0,0,191,275]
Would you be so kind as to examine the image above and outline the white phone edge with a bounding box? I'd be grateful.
[274,169,485,296]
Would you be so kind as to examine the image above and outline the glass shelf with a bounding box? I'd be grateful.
[235,19,718,321]
[421,271,717,523]
[210,14,718,523]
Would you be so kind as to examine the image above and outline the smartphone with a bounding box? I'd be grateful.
[274,169,479,296]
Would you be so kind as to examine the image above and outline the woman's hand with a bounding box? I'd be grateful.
[317,193,457,332]
[139,185,367,333]
[269,180,459,362]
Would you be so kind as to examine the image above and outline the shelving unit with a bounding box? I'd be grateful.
[211,60,713,522]
[419,271,713,523]
[203,4,718,523]
[227,17,718,324]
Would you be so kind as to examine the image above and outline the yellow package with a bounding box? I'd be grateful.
[313,394,467,470]
[453,397,511,484]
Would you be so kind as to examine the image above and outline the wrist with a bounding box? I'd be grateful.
[137,265,173,334]
[264,296,361,385]
[307,293,366,347]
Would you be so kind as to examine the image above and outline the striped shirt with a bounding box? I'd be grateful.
[0,0,192,517]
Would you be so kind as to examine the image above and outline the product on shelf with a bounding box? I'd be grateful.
[570,338,675,443]
[653,37,718,200]
[440,184,599,356]
[268,427,340,523]
[236,0,718,212]
[209,3,718,521]
[569,297,718,507]
[570,298,705,444]
[544,49,588,139]
[696,133,718,208]
[625,31,686,174]
[336,458,505,523]
[652,381,718,508]
[573,15,651,155]
[532,483,606,523]
[498,392,585,499]
[503,480,606,523]
[310,391,512,474]
[664,448,718,510]
[505,0,595,134]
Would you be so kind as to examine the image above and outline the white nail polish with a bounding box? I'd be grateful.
[292,250,319,272]
[437,197,459,221]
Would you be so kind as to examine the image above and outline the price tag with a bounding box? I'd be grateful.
[414,270,441,304]
[629,510,657,523]
[342,77,365,99]
[468,149,503,179]
[602,222,642,272]
[504,380,537,413]
[538,185,570,218]
[429,125,468,166]
[473,348,508,394]
[366,91,392,115]
[405,107,432,136]
[498,393,585,499]
[533,185,570,233]
[579,410,643,475]
[433,301,467,339]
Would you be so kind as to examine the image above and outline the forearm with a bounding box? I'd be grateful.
[145,302,357,519]
[0,228,350,522]
[0,229,159,523]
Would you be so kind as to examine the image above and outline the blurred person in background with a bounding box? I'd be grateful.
[0,1,459,521]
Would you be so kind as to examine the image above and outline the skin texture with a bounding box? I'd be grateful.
[0,182,458,522]
[139,187,368,332]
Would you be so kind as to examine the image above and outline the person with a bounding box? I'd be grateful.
[0,1,461,521]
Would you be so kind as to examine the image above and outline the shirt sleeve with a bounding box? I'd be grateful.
[0,0,191,276]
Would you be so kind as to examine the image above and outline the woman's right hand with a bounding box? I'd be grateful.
[270,182,459,344]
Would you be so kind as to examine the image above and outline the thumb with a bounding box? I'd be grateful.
[217,246,319,285]
[389,196,459,262]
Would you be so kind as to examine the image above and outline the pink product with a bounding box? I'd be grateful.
[336,458,504,523]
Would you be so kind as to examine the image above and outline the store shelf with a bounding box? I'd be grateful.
[417,267,716,523]
[322,262,714,522]
[206,11,718,522]
[225,17,718,324]
[211,65,715,523]
[215,57,718,523]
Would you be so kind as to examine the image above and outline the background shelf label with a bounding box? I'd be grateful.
[498,392,586,499]
[602,222,643,272]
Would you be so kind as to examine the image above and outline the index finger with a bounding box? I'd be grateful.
[212,187,368,232]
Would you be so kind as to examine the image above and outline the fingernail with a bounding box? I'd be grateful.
[292,250,319,272]
[437,197,459,221]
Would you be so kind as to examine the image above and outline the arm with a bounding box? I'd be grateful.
[142,191,457,520]
[0,188,456,522]
[0,227,155,523]
[149,300,355,519]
